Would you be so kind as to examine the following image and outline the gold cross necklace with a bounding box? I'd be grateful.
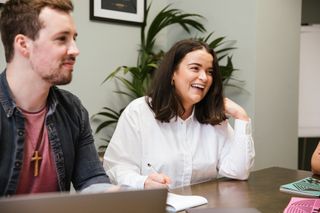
[30,118,45,177]
[31,151,42,177]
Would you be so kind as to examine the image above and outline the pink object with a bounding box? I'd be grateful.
[284,197,320,213]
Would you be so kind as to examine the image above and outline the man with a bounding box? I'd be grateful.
[0,0,111,196]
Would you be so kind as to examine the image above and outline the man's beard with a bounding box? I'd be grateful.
[43,70,73,86]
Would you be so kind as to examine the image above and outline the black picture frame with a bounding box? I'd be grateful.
[90,0,145,26]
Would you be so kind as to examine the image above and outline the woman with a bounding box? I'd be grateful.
[104,39,255,189]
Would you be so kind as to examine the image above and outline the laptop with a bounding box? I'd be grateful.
[0,188,167,213]
[186,208,261,213]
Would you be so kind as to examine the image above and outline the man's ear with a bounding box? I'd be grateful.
[14,34,31,57]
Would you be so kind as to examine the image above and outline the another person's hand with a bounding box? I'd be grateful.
[105,185,122,192]
[81,183,121,194]
[144,173,171,189]
[311,142,320,175]
[224,98,249,121]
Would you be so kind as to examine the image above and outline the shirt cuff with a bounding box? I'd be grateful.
[234,119,252,135]
[80,183,117,193]
[136,175,149,190]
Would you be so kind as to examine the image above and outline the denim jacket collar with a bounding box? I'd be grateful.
[0,70,17,118]
[0,70,58,117]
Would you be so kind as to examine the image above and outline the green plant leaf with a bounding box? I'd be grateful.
[208,37,226,48]
[95,112,119,120]
[101,107,121,116]
[102,66,123,84]
[95,120,118,133]
[216,47,236,55]
[144,5,205,53]
[113,90,137,99]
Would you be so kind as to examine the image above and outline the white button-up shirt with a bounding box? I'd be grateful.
[104,97,255,189]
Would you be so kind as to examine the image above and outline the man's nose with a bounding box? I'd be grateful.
[68,40,80,56]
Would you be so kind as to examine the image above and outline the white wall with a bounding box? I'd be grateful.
[0,0,302,169]
[254,0,301,169]
[298,25,320,137]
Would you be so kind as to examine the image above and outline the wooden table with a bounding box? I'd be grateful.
[172,167,314,213]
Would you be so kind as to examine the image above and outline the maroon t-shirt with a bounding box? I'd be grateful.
[16,107,58,194]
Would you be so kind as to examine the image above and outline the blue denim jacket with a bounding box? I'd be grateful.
[0,70,109,196]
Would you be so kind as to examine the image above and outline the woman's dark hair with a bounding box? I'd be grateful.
[147,39,227,126]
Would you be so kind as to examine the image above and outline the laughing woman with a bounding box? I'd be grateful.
[104,39,255,189]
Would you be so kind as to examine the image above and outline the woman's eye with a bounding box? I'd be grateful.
[207,69,213,75]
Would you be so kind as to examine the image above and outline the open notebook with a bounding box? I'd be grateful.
[0,188,167,213]
[166,192,208,212]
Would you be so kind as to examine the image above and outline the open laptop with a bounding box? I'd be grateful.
[0,188,167,213]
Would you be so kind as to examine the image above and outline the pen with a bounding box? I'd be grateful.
[147,163,158,173]
[147,163,171,190]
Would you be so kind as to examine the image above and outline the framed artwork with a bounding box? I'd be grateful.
[0,0,6,7]
[90,0,145,26]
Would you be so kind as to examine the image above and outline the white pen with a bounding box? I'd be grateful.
[147,163,158,173]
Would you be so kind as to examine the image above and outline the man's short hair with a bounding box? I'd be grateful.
[0,0,74,62]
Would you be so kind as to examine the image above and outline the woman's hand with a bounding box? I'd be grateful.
[224,98,249,121]
[144,173,171,189]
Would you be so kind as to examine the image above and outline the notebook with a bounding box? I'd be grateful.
[166,192,208,212]
[279,177,320,197]
[0,188,167,213]
[283,197,320,213]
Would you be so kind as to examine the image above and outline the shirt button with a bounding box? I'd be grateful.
[15,161,22,168]
[17,130,24,136]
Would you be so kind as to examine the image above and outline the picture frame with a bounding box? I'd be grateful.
[0,0,6,7]
[90,0,146,26]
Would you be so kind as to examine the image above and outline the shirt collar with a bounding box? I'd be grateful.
[171,106,196,124]
[0,70,16,117]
